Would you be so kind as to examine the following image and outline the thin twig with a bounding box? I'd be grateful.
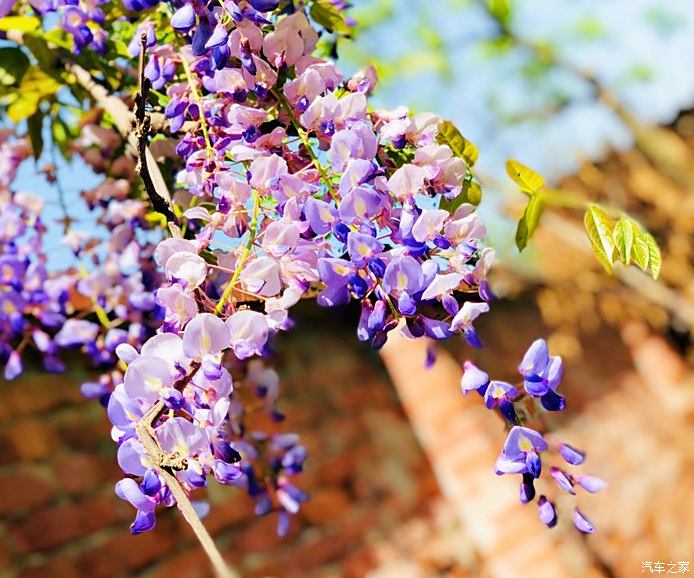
[133,362,239,578]
[4,30,177,221]
[214,189,261,315]
[271,89,339,202]
[135,34,178,223]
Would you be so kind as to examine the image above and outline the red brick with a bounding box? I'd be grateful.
[0,432,20,465]
[0,471,55,516]
[6,375,83,417]
[232,515,285,552]
[52,454,118,495]
[76,518,179,578]
[0,539,10,571]
[150,547,213,578]
[11,494,129,554]
[17,556,78,578]
[301,487,351,525]
[5,420,60,462]
[204,493,255,536]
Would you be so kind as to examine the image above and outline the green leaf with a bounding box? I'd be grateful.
[7,92,40,122]
[515,195,544,252]
[436,120,479,167]
[631,228,650,271]
[27,110,44,161]
[21,34,62,83]
[613,216,634,265]
[51,115,73,160]
[310,0,352,35]
[487,0,511,27]
[583,205,615,273]
[0,15,41,33]
[0,47,30,87]
[440,178,482,213]
[6,67,60,122]
[644,232,661,280]
[506,159,544,194]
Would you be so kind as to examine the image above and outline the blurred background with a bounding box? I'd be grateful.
[2,0,694,576]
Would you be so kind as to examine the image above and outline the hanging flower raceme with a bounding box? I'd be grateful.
[0,0,605,542]
[461,339,605,533]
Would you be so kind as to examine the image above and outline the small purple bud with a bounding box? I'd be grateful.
[526,451,542,479]
[577,475,606,493]
[541,389,566,411]
[550,466,575,494]
[573,508,595,533]
[425,346,436,368]
[141,469,162,497]
[131,510,156,534]
[537,496,557,527]
[171,3,195,31]
[519,473,536,503]
[559,443,586,465]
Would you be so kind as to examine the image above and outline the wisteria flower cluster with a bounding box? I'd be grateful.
[462,339,606,532]
[0,125,163,385]
[111,318,307,534]
[0,0,603,543]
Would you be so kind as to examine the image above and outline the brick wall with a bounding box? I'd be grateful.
[0,303,443,578]
[1,301,693,578]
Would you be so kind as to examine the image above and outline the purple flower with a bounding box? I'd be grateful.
[537,495,557,528]
[483,380,519,423]
[573,508,595,534]
[183,313,230,358]
[495,426,547,478]
[517,339,565,411]
[123,356,177,404]
[339,187,383,224]
[559,443,586,465]
[54,320,99,348]
[550,466,575,494]
[226,310,269,359]
[450,302,489,348]
[576,475,606,493]
[171,3,195,32]
[460,361,489,394]
[382,255,424,315]
[346,232,383,268]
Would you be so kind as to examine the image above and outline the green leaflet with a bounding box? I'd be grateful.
[439,178,482,214]
[644,231,662,280]
[612,216,634,265]
[506,159,544,195]
[584,208,662,279]
[6,67,61,122]
[583,205,615,273]
[0,47,30,88]
[486,0,512,27]
[310,0,352,36]
[436,120,479,167]
[631,230,649,271]
[515,194,544,252]
[0,15,41,33]
[27,110,44,161]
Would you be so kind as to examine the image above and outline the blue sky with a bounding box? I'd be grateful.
[11,0,694,269]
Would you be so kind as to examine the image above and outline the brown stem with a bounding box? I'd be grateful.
[134,34,178,223]
[133,363,239,578]
[5,29,177,221]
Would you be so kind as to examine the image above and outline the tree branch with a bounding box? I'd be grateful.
[134,33,178,222]
[5,29,177,221]
[133,362,239,578]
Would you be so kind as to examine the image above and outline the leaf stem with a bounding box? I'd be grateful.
[270,88,339,202]
[214,189,261,315]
